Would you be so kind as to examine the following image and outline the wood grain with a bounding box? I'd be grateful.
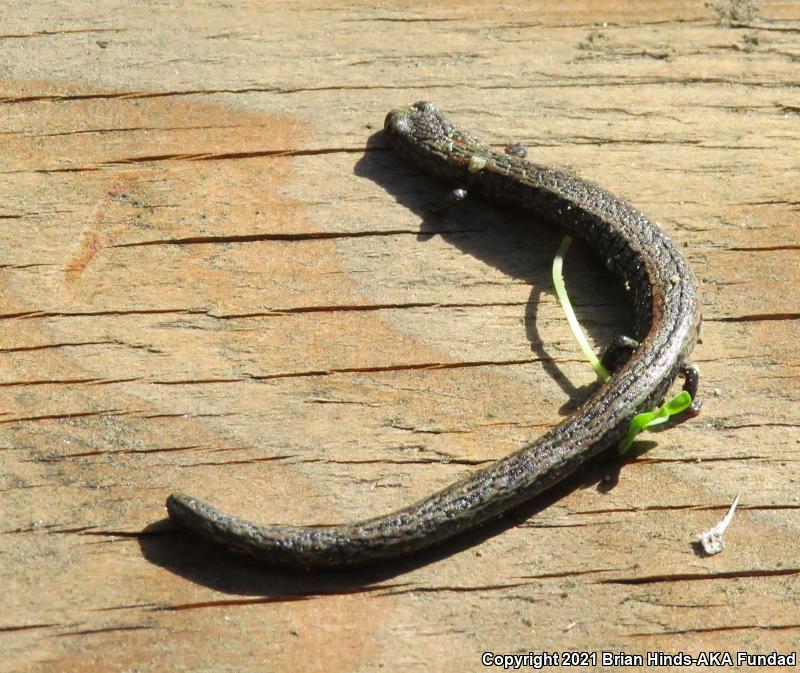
[1,2,798,671]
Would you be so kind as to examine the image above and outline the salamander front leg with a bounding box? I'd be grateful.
[428,187,468,216]
[600,335,639,375]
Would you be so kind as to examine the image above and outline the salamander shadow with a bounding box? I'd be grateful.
[356,130,632,406]
[140,452,630,597]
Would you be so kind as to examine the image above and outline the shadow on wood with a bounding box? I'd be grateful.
[139,453,620,594]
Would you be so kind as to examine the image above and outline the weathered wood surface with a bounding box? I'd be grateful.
[2,1,799,671]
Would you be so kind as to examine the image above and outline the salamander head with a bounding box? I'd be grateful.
[384,101,484,182]
[384,101,455,145]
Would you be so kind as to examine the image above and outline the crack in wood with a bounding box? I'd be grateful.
[0,409,128,424]
[178,454,297,467]
[45,445,206,461]
[0,340,119,353]
[728,244,800,251]
[245,357,547,382]
[377,582,529,596]
[710,312,800,322]
[0,623,60,632]
[629,622,800,637]
[56,625,159,638]
[0,377,140,387]
[156,585,399,610]
[2,308,205,320]
[601,567,800,585]
[112,228,481,247]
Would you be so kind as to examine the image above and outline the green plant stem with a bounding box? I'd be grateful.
[552,236,611,382]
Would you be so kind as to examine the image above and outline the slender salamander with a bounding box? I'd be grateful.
[166,102,702,569]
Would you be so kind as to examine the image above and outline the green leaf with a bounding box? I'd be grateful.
[662,390,693,415]
[618,391,693,455]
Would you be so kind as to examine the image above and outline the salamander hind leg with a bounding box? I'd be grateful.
[679,362,703,415]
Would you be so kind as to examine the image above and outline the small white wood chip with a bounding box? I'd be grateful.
[697,494,740,556]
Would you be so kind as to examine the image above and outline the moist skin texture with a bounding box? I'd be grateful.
[167,102,702,569]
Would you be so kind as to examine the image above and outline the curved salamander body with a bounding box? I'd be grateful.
[167,102,702,568]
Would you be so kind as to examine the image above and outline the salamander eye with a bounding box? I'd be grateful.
[414,101,437,114]
[393,116,410,133]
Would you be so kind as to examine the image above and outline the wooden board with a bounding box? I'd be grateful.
[2,2,799,671]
